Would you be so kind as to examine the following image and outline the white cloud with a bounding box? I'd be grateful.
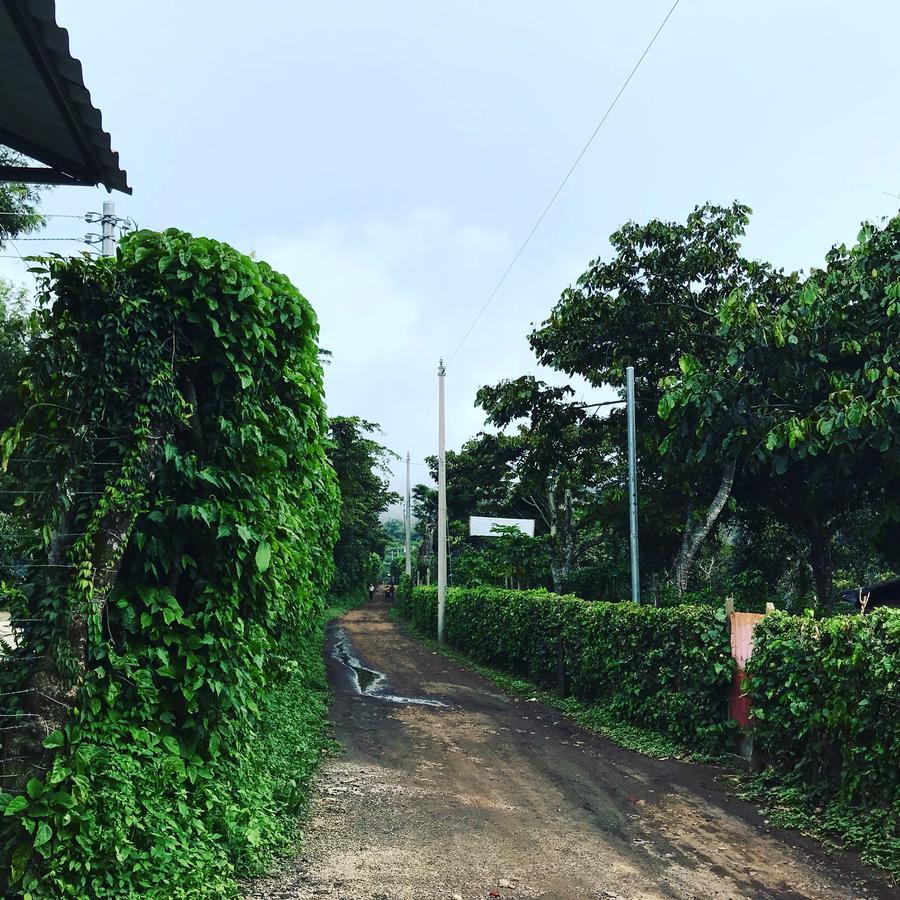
[253,211,514,496]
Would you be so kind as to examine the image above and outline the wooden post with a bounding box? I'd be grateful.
[727,600,766,761]
[556,635,566,698]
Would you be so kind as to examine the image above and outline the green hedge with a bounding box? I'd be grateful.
[395,583,733,749]
[749,608,900,809]
[0,230,339,898]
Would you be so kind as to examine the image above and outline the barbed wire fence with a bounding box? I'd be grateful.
[0,207,134,785]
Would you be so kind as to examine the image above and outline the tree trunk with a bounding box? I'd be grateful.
[806,518,835,607]
[675,455,737,594]
[422,517,435,586]
[548,485,576,595]
[2,431,165,790]
[561,488,575,593]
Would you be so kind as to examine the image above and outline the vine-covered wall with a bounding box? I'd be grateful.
[0,230,340,898]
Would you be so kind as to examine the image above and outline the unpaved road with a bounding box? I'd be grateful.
[244,596,896,900]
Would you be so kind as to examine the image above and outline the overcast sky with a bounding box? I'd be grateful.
[2,1,899,509]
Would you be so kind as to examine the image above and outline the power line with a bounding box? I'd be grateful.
[412,384,438,456]
[1,248,99,259]
[446,0,683,363]
[0,212,86,219]
[6,236,88,242]
[2,239,25,262]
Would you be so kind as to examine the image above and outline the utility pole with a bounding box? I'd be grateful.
[404,452,412,579]
[437,360,447,643]
[101,200,116,257]
[626,366,640,603]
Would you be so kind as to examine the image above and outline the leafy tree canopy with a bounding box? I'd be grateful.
[327,416,398,595]
[0,147,44,247]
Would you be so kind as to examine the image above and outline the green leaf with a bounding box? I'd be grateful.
[42,731,65,750]
[33,821,51,850]
[10,841,30,883]
[3,795,28,816]
[255,541,272,572]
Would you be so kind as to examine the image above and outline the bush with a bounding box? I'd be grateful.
[0,230,339,897]
[396,585,733,749]
[749,608,900,810]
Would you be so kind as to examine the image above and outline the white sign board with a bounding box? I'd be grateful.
[469,516,535,537]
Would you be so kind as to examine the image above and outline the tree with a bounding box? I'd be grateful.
[659,212,900,603]
[475,376,610,593]
[0,279,31,435]
[0,146,44,248]
[381,517,405,542]
[530,202,796,592]
[411,482,436,582]
[454,525,550,589]
[327,417,398,595]
[0,281,34,584]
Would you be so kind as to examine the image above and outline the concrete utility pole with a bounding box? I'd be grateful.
[626,366,640,603]
[101,200,116,257]
[404,452,412,579]
[437,360,447,643]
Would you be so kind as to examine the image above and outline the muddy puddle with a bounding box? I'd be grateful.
[331,627,448,709]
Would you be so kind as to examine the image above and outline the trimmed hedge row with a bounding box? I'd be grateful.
[395,583,734,749]
[749,609,900,809]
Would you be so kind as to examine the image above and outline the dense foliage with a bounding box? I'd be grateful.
[0,229,339,897]
[0,146,44,248]
[749,609,899,808]
[396,583,733,749]
[746,608,900,872]
[409,204,900,611]
[327,417,397,596]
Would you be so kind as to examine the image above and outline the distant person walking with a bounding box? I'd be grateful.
[368,583,375,601]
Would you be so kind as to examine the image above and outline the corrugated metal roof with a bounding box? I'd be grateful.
[0,0,130,193]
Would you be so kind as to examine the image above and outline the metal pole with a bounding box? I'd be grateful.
[626,366,640,603]
[437,360,447,643]
[101,201,116,257]
[404,452,412,579]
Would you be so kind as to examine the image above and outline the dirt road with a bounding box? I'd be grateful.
[244,596,896,900]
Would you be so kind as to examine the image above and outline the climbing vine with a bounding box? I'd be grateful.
[0,229,339,897]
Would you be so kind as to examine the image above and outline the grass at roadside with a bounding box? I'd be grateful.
[245,593,362,875]
[733,774,899,878]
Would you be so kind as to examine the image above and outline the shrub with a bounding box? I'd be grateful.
[748,608,900,809]
[396,585,733,749]
[0,230,339,897]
